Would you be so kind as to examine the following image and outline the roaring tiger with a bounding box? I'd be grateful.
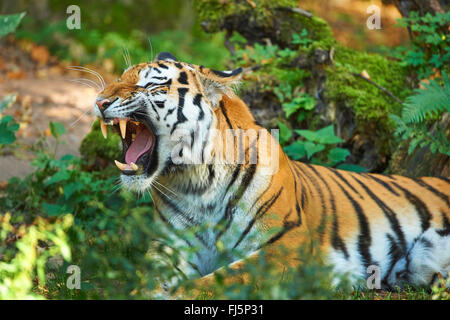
[93,52,450,294]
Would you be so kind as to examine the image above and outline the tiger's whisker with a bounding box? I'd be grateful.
[67,66,106,89]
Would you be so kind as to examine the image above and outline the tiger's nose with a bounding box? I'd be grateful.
[96,98,111,110]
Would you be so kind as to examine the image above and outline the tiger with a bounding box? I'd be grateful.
[93,51,450,295]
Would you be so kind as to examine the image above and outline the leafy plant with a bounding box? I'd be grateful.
[391,73,450,155]
[281,123,366,171]
[392,11,450,80]
[0,213,72,299]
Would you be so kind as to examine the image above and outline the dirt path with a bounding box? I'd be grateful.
[0,75,97,181]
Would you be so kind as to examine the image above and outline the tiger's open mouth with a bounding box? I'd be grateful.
[100,117,156,176]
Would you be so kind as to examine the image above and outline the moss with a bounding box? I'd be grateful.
[79,119,121,168]
[324,45,413,154]
[195,0,334,48]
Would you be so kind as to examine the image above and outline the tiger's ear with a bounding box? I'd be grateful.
[195,65,243,107]
[156,52,178,62]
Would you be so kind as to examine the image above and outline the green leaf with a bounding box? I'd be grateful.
[304,141,325,159]
[44,170,71,186]
[336,163,368,172]
[401,72,450,124]
[49,121,66,138]
[0,115,19,145]
[284,141,306,160]
[282,101,301,118]
[42,203,64,216]
[295,125,343,144]
[63,182,84,199]
[277,121,292,145]
[328,147,350,166]
[0,12,26,38]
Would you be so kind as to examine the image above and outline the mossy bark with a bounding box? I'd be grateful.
[196,0,414,172]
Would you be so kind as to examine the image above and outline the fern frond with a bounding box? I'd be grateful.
[401,72,450,124]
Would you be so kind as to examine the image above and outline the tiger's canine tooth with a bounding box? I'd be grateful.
[119,119,127,139]
[100,119,108,139]
[130,162,138,171]
[114,160,127,171]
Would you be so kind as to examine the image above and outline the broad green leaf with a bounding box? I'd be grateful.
[0,12,26,38]
[277,121,292,145]
[63,182,84,199]
[284,141,306,160]
[0,115,19,145]
[304,141,325,159]
[44,170,71,186]
[49,121,66,138]
[295,125,343,145]
[328,147,350,165]
[42,203,64,216]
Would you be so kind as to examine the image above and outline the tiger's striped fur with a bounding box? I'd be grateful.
[94,52,450,291]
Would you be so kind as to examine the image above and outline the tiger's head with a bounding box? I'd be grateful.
[94,52,242,191]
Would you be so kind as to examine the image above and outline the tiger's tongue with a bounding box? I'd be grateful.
[125,125,153,165]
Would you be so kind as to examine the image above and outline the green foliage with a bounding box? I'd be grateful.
[0,115,20,145]
[393,11,450,80]
[0,121,175,298]
[402,73,450,123]
[0,94,20,147]
[0,213,72,299]
[15,11,229,73]
[391,73,450,156]
[282,124,366,171]
[0,12,26,38]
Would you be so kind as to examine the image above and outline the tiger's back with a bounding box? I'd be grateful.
[288,162,449,287]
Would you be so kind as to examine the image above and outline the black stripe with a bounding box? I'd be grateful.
[215,164,257,242]
[219,100,233,129]
[225,165,241,194]
[152,76,167,81]
[174,62,183,69]
[178,71,188,85]
[352,175,407,251]
[233,187,284,249]
[391,181,431,232]
[153,100,165,108]
[157,62,168,69]
[308,165,349,259]
[302,165,327,243]
[362,173,400,196]
[193,94,204,121]
[382,234,403,289]
[329,175,373,268]
[144,79,172,88]
[416,178,450,207]
[293,162,311,208]
[170,88,188,134]
[155,188,198,226]
[263,218,297,247]
[437,212,450,236]
[328,167,362,198]
[163,107,175,121]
